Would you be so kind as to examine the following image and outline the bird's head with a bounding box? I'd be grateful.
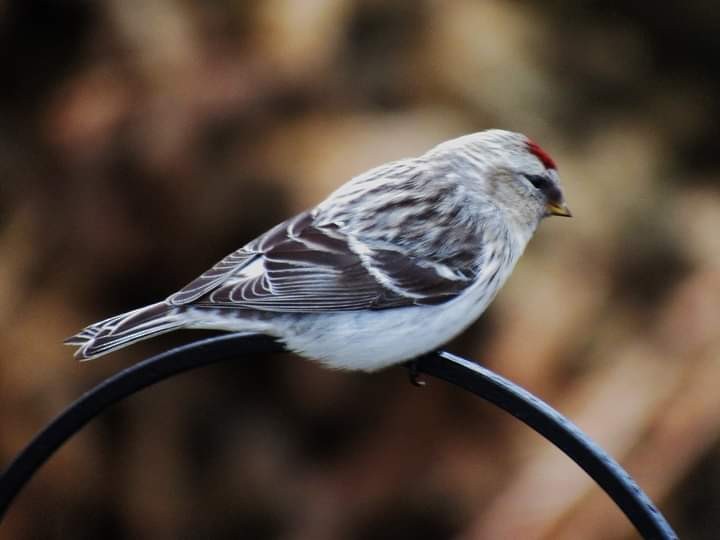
[432,129,571,226]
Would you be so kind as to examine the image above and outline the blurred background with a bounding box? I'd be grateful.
[1,0,719,538]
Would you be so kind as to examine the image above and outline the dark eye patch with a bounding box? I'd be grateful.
[525,174,562,203]
[524,174,548,190]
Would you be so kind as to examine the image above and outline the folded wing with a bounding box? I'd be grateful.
[169,211,476,312]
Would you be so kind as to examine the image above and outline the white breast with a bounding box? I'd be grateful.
[275,251,516,371]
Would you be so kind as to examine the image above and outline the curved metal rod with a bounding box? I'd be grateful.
[0,334,677,539]
[415,351,677,540]
[0,334,284,519]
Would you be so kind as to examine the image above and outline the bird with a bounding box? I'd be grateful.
[66,129,570,372]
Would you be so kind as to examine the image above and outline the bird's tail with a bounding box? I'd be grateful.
[65,302,187,361]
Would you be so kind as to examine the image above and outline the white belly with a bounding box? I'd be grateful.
[276,260,511,371]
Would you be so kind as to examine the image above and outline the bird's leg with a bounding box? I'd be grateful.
[406,358,427,387]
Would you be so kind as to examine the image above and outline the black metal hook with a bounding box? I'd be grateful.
[0,334,677,539]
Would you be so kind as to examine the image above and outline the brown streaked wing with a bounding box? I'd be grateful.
[192,220,475,313]
[368,249,472,306]
[167,249,257,305]
[167,213,313,305]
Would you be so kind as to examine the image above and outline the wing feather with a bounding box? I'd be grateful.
[168,249,257,305]
[167,156,494,312]
[167,215,312,305]
[177,211,476,313]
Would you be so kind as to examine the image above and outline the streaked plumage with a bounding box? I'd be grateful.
[66,129,570,371]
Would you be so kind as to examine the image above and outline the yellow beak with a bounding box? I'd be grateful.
[547,201,572,217]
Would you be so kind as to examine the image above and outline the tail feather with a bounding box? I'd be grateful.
[65,302,187,361]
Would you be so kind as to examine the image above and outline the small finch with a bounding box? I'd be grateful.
[66,129,570,371]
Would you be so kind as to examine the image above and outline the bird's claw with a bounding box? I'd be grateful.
[407,359,427,387]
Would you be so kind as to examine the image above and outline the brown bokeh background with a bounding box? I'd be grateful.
[1,1,719,539]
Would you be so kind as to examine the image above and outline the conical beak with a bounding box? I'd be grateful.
[547,201,572,217]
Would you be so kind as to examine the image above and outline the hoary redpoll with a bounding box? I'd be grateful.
[66,129,570,371]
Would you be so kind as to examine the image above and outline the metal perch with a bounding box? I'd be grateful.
[0,334,677,539]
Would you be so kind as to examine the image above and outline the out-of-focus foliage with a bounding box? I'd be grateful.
[1,1,719,539]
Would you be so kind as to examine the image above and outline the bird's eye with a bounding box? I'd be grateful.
[524,174,548,190]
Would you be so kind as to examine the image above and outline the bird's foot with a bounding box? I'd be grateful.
[406,359,427,387]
